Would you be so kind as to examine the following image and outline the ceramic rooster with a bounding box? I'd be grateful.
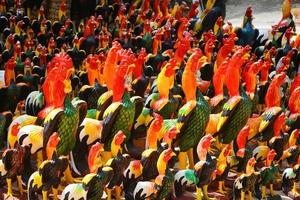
[175,49,210,169]
[214,32,237,71]
[27,133,68,200]
[105,131,130,200]
[123,160,144,200]
[70,118,103,176]
[2,144,31,198]
[194,134,217,200]
[149,58,181,119]
[215,144,232,193]
[235,7,259,47]
[102,41,122,91]
[273,0,295,46]
[210,58,229,113]
[233,157,259,200]
[257,149,278,199]
[233,125,252,173]
[101,57,136,162]
[61,166,114,200]
[257,73,287,142]
[42,54,87,182]
[217,46,252,144]
[133,148,176,200]
[282,157,300,197]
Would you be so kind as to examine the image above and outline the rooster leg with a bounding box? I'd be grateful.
[27,8,31,18]
[17,175,24,194]
[291,182,299,195]
[42,190,48,200]
[270,184,275,196]
[178,152,188,170]
[187,148,194,169]
[115,186,122,200]
[261,186,266,199]
[52,187,59,200]
[64,165,82,183]
[248,191,252,200]
[64,165,74,183]
[218,181,226,193]
[196,187,202,200]
[64,156,81,183]
[203,185,215,200]
[37,151,44,167]
[106,189,112,200]
[240,191,245,200]
[6,178,13,196]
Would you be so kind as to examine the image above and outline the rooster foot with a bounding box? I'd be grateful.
[217,181,229,194]
[203,185,216,200]
[289,182,300,198]
[3,193,17,200]
[289,190,300,197]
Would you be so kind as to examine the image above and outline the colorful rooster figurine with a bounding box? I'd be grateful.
[27,133,68,200]
[176,49,210,169]
[101,57,135,163]
[217,46,252,144]
[258,149,278,199]
[233,157,259,200]
[257,72,287,142]
[150,58,180,119]
[105,131,130,200]
[42,53,87,183]
[194,134,217,200]
[282,156,300,197]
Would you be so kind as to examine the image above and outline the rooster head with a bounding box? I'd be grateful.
[114,130,126,146]
[247,157,256,168]
[220,144,232,159]
[127,160,143,178]
[46,132,60,160]
[187,48,205,71]
[152,113,163,131]
[88,142,104,173]
[11,122,20,137]
[266,149,277,166]
[245,7,253,19]
[42,53,73,113]
[161,148,176,163]
[198,134,215,153]
[236,125,250,158]
[165,59,178,77]
[166,126,178,141]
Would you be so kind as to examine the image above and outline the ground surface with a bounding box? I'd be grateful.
[226,0,300,31]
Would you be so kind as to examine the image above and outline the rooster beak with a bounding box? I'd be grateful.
[210,137,216,143]
[171,152,176,157]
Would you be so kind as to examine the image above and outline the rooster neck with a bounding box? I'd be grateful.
[197,148,208,161]
[246,164,254,175]
[64,97,76,115]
